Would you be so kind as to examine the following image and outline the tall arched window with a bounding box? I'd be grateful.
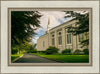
[67,34,72,44]
[43,41,45,47]
[52,34,55,46]
[58,32,62,45]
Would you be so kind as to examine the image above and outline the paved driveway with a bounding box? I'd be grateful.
[14,53,58,63]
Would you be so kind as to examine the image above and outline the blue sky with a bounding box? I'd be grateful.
[32,11,73,43]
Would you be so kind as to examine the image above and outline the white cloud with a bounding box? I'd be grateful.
[39,11,67,29]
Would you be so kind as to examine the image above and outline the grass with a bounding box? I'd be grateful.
[33,53,89,63]
[11,54,23,62]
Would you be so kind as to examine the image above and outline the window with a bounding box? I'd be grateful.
[79,33,87,42]
[67,34,72,44]
[79,34,82,42]
[52,35,54,37]
[51,34,55,46]
[58,36,62,45]
[59,32,61,35]
[43,41,45,47]
[57,31,62,45]
[52,38,55,46]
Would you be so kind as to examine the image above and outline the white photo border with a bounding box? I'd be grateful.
[0,0,100,74]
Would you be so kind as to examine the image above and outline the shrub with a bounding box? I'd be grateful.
[74,49,82,54]
[27,49,37,53]
[37,51,46,54]
[11,47,18,54]
[45,46,59,54]
[31,49,37,53]
[83,49,89,54]
[11,45,21,54]
[33,49,37,53]
[62,49,72,54]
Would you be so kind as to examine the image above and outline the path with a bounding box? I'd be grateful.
[14,53,58,63]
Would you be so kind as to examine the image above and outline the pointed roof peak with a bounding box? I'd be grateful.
[47,16,50,33]
[48,16,50,25]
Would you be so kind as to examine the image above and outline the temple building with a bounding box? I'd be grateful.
[37,17,87,52]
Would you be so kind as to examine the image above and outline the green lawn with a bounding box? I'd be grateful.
[33,53,89,63]
[11,54,23,62]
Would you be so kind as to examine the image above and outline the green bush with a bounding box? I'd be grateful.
[83,49,89,54]
[11,48,18,54]
[31,49,37,53]
[27,49,37,53]
[45,46,59,54]
[33,49,37,53]
[37,51,46,54]
[62,49,72,54]
[74,49,82,54]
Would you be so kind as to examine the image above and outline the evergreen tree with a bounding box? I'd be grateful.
[65,11,89,47]
[11,11,41,45]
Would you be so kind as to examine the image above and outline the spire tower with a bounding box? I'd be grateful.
[47,16,50,33]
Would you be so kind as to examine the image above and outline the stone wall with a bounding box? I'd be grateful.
[37,34,49,51]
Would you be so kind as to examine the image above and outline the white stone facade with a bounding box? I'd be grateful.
[37,19,87,52]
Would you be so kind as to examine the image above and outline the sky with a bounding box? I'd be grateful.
[32,11,73,43]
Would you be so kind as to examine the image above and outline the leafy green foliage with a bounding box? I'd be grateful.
[27,49,37,53]
[83,49,89,54]
[11,46,18,54]
[11,41,37,54]
[11,11,41,54]
[65,11,89,47]
[32,49,37,53]
[62,49,72,54]
[27,44,37,53]
[36,51,46,54]
[11,11,41,45]
[45,46,59,54]
[74,49,82,54]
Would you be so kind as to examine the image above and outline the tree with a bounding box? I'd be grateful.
[27,43,37,53]
[11,41,30,54]
[11,11,41,45]
[65,11,89,48]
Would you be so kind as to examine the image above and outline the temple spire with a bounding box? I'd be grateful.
[47,16,50,33]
